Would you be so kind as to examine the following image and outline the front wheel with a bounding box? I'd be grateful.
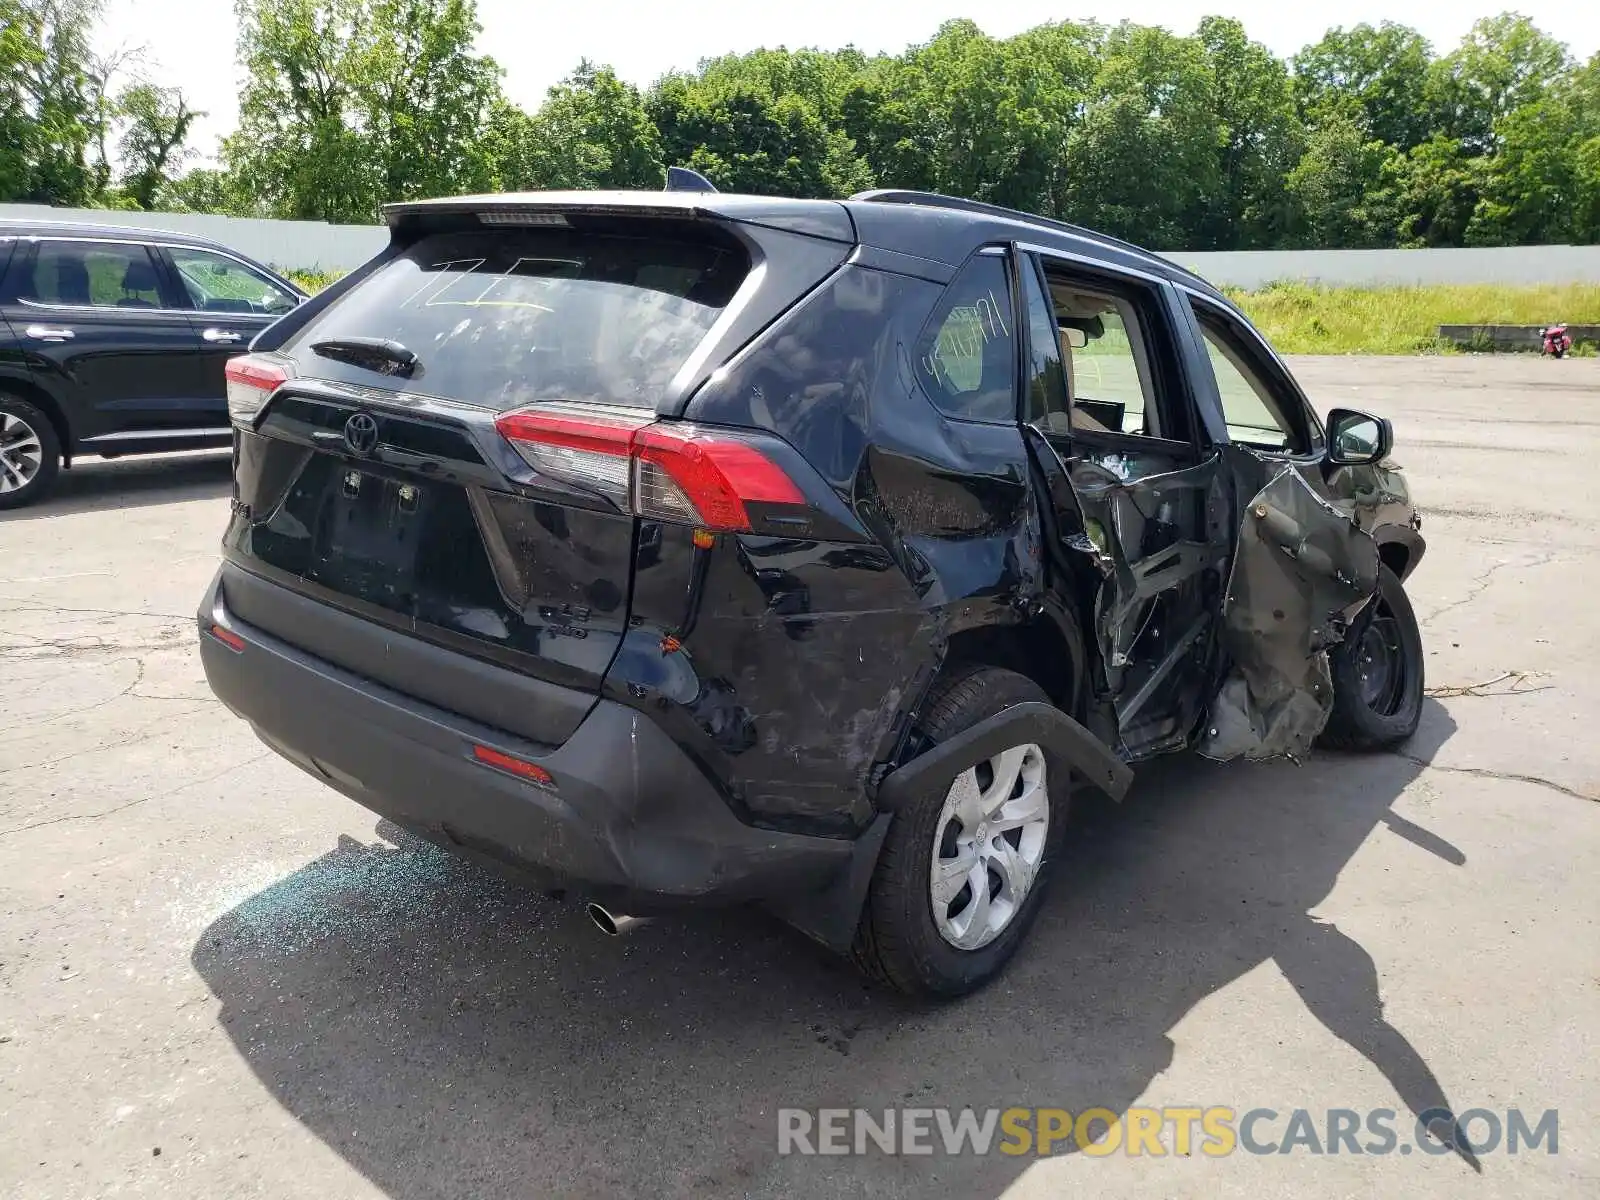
[1319,563,1425,750]
[852,667,1066,998]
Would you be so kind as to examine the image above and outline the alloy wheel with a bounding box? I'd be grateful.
[0,411,44,495]
[929,743,1050,951]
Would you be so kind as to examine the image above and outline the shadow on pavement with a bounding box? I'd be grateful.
[0,451,231,520]
[192,702,1471,1197]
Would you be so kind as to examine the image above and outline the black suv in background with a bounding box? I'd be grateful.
[198,188,1425,998]
[0,220,307,508]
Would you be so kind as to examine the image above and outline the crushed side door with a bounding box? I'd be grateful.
[1026,429,1231,759]
[1199,447,1380,761]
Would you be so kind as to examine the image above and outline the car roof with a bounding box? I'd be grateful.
[0,217,248,255]
[842,190,1224,302]
[387,188,1228,306]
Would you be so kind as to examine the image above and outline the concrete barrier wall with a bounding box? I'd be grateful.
[0,204,389,273]
[5,203,1600,285]
[1161,245,1600,289]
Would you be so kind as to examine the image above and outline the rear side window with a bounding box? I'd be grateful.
[284,228,748,410]
[22,240,165,309]
[915,253,1017,423]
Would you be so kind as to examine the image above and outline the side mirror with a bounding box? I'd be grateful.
[1326,408,1393,466]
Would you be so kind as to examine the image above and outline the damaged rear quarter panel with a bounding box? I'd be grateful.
[605,262,1050,834]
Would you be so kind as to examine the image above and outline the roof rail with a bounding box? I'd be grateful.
[850,189,1208,286]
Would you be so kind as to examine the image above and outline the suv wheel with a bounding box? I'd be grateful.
[0,396,61,510]
[1319,563,1424,750]
[852,667,1066,998]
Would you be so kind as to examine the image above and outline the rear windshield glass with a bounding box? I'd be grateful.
[284,228,747,409]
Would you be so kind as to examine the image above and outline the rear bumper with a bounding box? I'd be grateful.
[197,568,866,917]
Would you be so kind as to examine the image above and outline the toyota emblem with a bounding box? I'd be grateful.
[343,412,379,456]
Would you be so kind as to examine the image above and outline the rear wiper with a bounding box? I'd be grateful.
[309,336,419,378]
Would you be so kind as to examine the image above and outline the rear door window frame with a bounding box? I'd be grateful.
[1018,243,1202,457]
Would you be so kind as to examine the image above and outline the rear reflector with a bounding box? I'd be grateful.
[207,623,246,652]
[494,407,804,532]
[224,354,294,427]
[471,744,554,786]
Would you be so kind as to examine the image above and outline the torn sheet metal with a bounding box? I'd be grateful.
[1200,464,1380,761]
[1061,450,1225,694]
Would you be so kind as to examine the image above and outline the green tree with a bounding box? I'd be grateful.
[692,47,875,196]
[1427,13,1572,153]
[1285,112,1401,247]
[1060,22,1220,246]
[1389,136,1487,247]
[1571,55,1600,242]
[1292,23,1434,151]
[226,0,501,222]
[0,0,103,204]
[346,0,501,202]
[844,20,1092,213]
[647,81,831,197]
[1196,16,1302,249]
[1465,51,1600,244]
[116,82,201,209]
[0,1,45,198]
[489,62,662,191]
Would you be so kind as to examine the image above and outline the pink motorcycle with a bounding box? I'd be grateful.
[1541,324,1573,358]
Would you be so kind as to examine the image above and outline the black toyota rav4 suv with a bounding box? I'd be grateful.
[198,187,1425,997]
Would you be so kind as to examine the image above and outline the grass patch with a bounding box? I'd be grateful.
[283,267,344,293]
[1225,281,1600,354]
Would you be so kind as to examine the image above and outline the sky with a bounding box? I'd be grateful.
[96,0,1600,164]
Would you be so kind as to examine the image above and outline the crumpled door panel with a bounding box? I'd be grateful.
[1200,459,1379,761]
[1029,436,1230,758]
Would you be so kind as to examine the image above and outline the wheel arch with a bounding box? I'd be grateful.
[937,602,1086,722]
[1373,525,1425,582]
[0,371,72,465]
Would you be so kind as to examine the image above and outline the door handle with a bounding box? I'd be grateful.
[202,328,244,343]
[24,325,74,342]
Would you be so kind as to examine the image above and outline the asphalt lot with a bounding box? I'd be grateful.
[2,355,1598,1199]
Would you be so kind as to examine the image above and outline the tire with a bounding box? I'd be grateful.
[0,395,62,511]
[1319,563,1424,750]
[852,667,1067,999]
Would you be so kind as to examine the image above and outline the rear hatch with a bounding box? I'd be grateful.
[219,202,851,745]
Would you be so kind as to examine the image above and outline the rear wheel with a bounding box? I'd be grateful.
[0,395,61,510]
[1320,563,1424,750]
[852,667,1066,998]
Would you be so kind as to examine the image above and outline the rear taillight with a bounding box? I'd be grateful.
[494,407,805,533]
[224,354,294,427]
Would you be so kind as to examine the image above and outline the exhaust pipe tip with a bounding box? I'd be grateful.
[586,902,651,937]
